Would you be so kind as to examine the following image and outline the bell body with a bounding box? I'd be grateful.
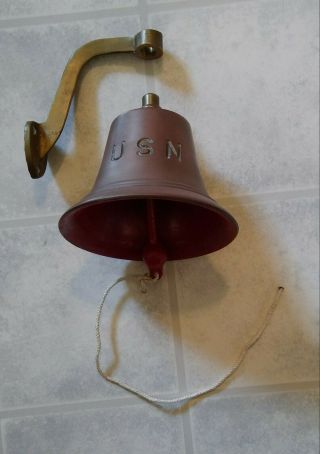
[59,95,238,276]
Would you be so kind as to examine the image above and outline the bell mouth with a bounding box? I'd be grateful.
[59,194,238,262]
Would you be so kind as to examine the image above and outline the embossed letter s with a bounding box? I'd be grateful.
[137,137,154,156]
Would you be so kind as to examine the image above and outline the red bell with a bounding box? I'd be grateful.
[59,93,238,278]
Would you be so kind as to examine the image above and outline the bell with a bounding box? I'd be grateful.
[59,93,238,278]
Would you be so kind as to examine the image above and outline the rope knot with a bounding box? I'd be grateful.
[139,273,160,293]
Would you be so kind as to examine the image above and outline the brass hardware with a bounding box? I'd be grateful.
[142,93,160,107]
[24,29,163,179]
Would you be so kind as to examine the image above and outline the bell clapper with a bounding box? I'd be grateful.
[143,199,167,279]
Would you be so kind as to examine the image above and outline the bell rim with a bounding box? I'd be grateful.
[60,188,238,227]
[59,191,239,260]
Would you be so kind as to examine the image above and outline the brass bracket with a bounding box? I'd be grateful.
[24,29,163,178]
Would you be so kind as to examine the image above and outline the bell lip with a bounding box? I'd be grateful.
[59,191,239,260]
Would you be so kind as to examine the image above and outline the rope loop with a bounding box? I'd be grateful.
[95,275,284,409]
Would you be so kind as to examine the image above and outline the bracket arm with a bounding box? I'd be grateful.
[24,29,163,178]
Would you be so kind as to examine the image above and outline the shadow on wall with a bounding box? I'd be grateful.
[103,194,317,414]
[47,51,317,413]
[72,176,317,414]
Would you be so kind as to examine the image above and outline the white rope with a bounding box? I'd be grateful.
[95,274,284,409]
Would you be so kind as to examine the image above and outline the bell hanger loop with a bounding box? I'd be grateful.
[24,29,163,179]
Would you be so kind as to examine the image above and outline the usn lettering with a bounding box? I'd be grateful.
[111,138,182,161]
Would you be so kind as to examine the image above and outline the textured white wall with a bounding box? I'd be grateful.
[0,0,318,453]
